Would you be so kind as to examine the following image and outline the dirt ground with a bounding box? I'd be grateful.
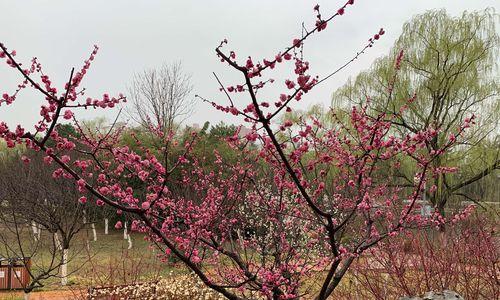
[0,289,85,300]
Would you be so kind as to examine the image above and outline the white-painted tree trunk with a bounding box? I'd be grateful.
[60,248,68,286]
[104,218,109,235]
[123,222,128,239]
[91,223,97,241]
[31,221,38,241]
[127,234,132,249]
[54,233,62,250]
[24,292,30,300]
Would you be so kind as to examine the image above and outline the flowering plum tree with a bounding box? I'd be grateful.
[0,1,475,299]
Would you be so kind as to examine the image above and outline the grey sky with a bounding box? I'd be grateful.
[1,0,498,130]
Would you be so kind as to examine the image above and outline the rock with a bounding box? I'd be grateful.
[400,290,463,300]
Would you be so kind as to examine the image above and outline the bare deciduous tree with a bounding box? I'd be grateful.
[0,151,92,296]
[128,62,193,134]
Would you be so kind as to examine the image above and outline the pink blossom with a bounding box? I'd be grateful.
[292,38,302,48]
[63,110,73,120]
[77,179,86,188]
[229,106,239,116]
[43,156,53,165]
[21,155,30,164]
[52,169,63,179]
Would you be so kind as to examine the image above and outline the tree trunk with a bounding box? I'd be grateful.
[54,233,62,250]
[91,223,97,241]
[123,222,128,240]
[127,234,132,249]
[31,221,38,241]
[61,248,68,286]
[104,218,109,235]
[436,194,448,233]
[24,292,30,300]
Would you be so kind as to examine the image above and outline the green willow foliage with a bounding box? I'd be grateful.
[332,9,499,214]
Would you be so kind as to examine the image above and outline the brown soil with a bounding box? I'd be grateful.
[0,289,85,300]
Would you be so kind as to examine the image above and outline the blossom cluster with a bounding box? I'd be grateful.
[0,43,126,150]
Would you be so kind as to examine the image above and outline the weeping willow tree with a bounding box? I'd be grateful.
[332,9,499,215]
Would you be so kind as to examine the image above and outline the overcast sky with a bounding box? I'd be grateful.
[1,0,498,130]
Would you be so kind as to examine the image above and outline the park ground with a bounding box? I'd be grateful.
[0,227,182,299]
